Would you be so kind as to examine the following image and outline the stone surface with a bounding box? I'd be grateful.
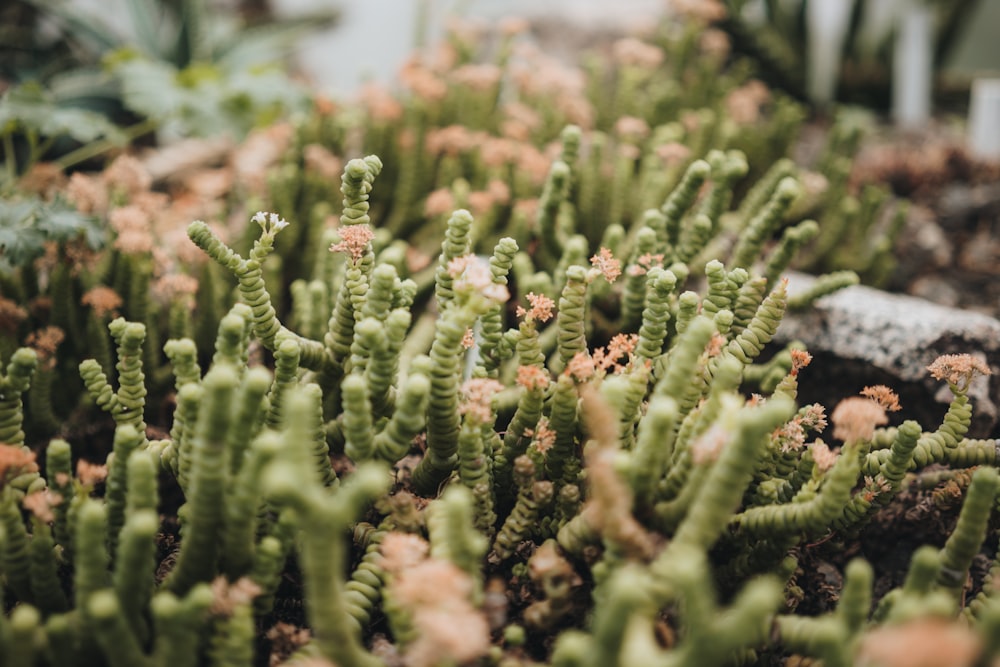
[776,271,1000,437]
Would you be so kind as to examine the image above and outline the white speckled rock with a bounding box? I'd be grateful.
[776,272,1000,436]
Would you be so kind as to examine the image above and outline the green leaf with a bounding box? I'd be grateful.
[0,196,106,272]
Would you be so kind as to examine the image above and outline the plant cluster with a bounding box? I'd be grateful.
[0,9,991,667]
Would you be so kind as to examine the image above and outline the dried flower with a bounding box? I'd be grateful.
[210,577,261,616]
[110,205,153,254]
[460,328,475,349]
[449,64,502,92]
[447,255,510,303]
[103,154,152,196]
[656,141,692,167]
[302,144,343,181]
[66,172,109,214]
[725,80,771,125]
[459,378,504,423]
[424,188,456,218]
[773,420,807,454]
[380,532,431,573]
[76,459,108,487]
[800,403,828,433]
[565,351,597,383]
[699,28,731,59]
[0,297,28,333]
[82,286,123,318]
[154,274,199,302]
[0,445,38,489]
[26,326,64,370]
[790,349,812,376]
[927,353,991,393]
[516,365,550,392]
[530,418,557,454]
[855,618,981,667]
[861,385,902,412]
[385,546,491,667]
[671,0,727,22]
[358,83,404,122]
[22,489,60,523]
[593,334,639,373]
[516,292,555,323]
[614,116,650,142]
[589,247,622,283]
[612,37,664,68]
[831,397,887,443]
[810,440,839,472]
[328,224,374,263]
[627,252,665,277]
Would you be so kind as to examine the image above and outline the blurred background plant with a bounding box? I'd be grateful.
[0,0,338,184]
[715,0,988,110]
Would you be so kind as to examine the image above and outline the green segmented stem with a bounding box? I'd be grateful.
[45,438,74,551]
[537,161,572,262]
[166,364,237,594]
[342,373,375,462]
[669,396,795,553]
[164,338,200,390]
[434,209,474,310]
[250,533,286,616]
[411,307,477,494]
[654,315,714,403]
[725,279,787,365]
[105,424,144,559]
[786,270,859,310]
[173,383,202,489]
[635,268,678,362]
[698,149,748,224]
[477,237,518,377]
[223,431,280,579]
[149,585,214,667]
[113,509,158,644]
[545,374,579,484]
[368,310,410,418]
[373,371,429,462]
[360,263,397,324]
[457,419,497,536]
[344,519,392,630]
[1,488,33,603]
[620,227,659,331]
[74,499,110,619]
[494,458,554,561]
[553,265,588,374]
[764,219,819,289]
[630,396,679,506]
[211,304,253,368]
[264,336,301,430]
[225,367,271,476]
[729,275,768,336]
[937,467,999,597]
[733,438,864,538]
[188,220,327,369]
[729,176,801,271]
[863,394,974,475]
[28,521,67,613]
[428,485,489,584]
[660,159,710,256]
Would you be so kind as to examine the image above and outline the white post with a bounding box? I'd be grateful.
[968,78,1000,162]
[806,0,855,106]
[893,4,933,127]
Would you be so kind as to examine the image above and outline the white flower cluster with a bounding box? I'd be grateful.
[252,211,289,234]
